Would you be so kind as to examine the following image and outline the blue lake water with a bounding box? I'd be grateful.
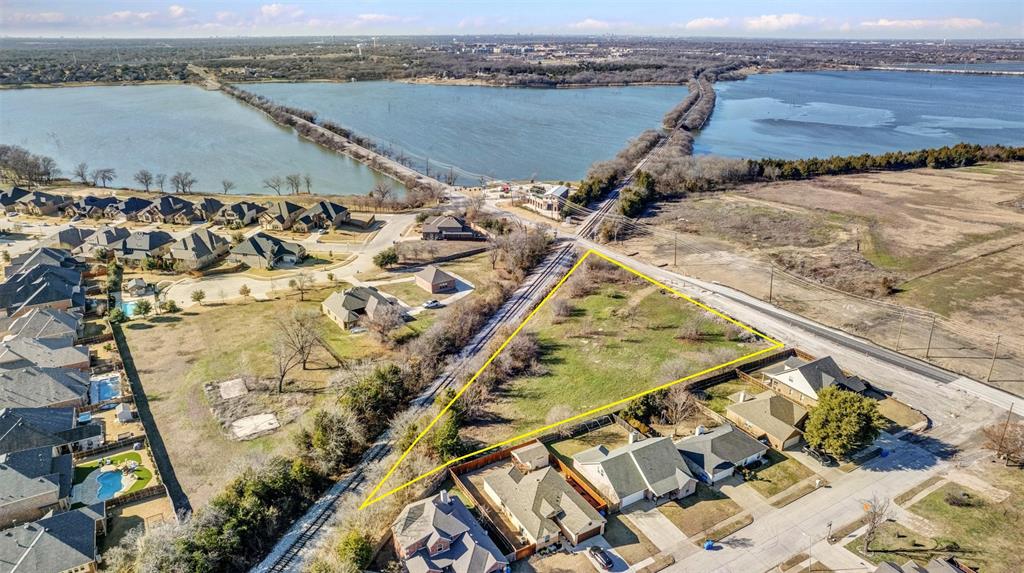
[96,471,124,501]
[0,84,398,195]
[243,81,687,183]
[694,70,1024,159]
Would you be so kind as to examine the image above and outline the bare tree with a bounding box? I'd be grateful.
[546,405,575,438]
[285,173,303,195]
[663,385,698,425]
[303,173,313,194]
[486,239,501,269]
[982,420,1024,466]
[277,308,325,370]
[73,162,89,184]
[444,166,457,186]
[154,173,166,193]
[288,273,313,301]
[221,179,236,194]
[862,495,892,554]
[91,168,115,188]
[170,171,197,193]
[370,182,394,212]
[262,176,284,195]
[134,169,153,191]
[364,303,404,344]
[271,335,302,393]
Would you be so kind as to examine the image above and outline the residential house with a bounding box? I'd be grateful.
[484,465,605,549]
[191,197,225,222]
[259,201,305,231]
[0,265,84,318]
[0,503,106,572]
[4,308,82,346]
[0,337,90,371]
[103,197,152,220]
[391,491,508,573]
[5,247,81,277]
[0,406,104,456]
[75,225,131,258]
[63,196,118,219]
[228,232,306,269]
[136,195,196,225]
[14,191,70,216]
[0,187,30,212]
[46,227,96,251]
[421,215,483,241]
[321,287,401,330]
[292,200,350,233]
[675,424,767,484]
[169,229,230,271]
[761,356,868,406]
[726,391,808,450]
[216,201,266,227]
[110,231,175,267]
[414,265,457,294]
[0,445,74,524]
[573,435,697,511]
[0,367,90,409]
[873,556,977,573]
[124,278,148,297]
[522,184,570,219]
[511,442,550,472]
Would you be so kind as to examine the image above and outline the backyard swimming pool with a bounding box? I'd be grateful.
[96,471,124,501]
[90,374,121,403]
[121,300,139,316]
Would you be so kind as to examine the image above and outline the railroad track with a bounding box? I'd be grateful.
[253,243,576,573]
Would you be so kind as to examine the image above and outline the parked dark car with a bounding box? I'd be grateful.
[588,546,613,570]
[802,445,836,466]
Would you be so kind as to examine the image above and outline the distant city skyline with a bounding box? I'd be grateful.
[1,0,1022,39]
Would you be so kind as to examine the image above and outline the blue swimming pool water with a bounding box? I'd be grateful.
[96,471,123,501]
[90,375,121,403]
[121,301,139,316]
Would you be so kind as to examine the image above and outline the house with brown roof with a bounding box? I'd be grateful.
[14,191,70,216]
[292,200,350,233]
[421,215,483,241]
[391,491,507,573]
[415,265,456,294]
[726,391,808,450]
[321,287,402,330]
[168,229,230,270]
[259,201,305,231]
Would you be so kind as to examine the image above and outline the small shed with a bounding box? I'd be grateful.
[511,442,550,472]
[115,402,133,423]
[414,265,456,294]
[125,277,148,297]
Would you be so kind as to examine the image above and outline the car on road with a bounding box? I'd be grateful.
[423,299,444,309]
[588,546,613,570]
[802,445,837,466]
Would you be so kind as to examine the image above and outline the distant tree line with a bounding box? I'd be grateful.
[0,144,60,185]
[566,129,663,207]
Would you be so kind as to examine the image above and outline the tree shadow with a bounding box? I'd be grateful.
[150,315,181,324]
[858,433,956,473]
[125,322,154,330]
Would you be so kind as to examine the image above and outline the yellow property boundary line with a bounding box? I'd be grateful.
[360,249,784,509]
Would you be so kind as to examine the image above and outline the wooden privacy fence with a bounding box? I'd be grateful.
[107,484,168,509]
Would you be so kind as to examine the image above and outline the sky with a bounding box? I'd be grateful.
[1,0,1022,39]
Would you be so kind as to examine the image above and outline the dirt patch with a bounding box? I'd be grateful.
[229,413,281,440]
[218,378,248,400]
[205,377,319,440]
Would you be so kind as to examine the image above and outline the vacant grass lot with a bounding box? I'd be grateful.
[378,279,434,307]
[658,483,744,537]
[121,287,400,506]
[473,274,770,439]
[746,449,814,499]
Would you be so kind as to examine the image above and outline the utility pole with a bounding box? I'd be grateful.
[925,316,936,358]
[895,311,906,352]
[768,266,775,304]
[673,232,678,266]
[996,403,1015,465]
[987,335,1001,382]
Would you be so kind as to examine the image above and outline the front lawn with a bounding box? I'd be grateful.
[745,449,814,499]
[658,483,744,537]
[379,279,434,307]
[604,514,657,565]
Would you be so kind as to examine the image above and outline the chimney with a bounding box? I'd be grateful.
[628,430,641,444]
[694,425,706,436]
[439,490,450,505]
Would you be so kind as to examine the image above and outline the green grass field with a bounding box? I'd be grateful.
[486,273,771,434]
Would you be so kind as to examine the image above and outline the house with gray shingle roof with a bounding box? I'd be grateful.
[63,195,119,219]
[4,248,81,278]
[14,191,70,216]
[169,229,230,270]
[483,465,605,549]
[110,230,175,267]
[136,195,196,224]
[216,201,267,227]
[0,445,73,525]
[228,232,306,269]
[0,407,103,457]
[392,491,507,573]
[0,187,30,212]
[726,391,808,450]
[258,201,305,231]
[292,200,350,233]
[103,196,152,220]
[761,355,868,406]
[675,424,767,483]
[0,367,89,409]
[4,308,81,346]
[0,503,106,573]
[421,215,482,241]
[573,435,696,510]
[321,287,402,330]
[76,225,131,258]
[0,264,84,319]
[46,226,96,251]
[0,337,90,371]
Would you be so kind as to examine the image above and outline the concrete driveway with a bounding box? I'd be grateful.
[622,501,688,551]
[574,535,635,573]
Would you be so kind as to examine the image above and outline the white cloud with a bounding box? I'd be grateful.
[259,4,303,19]
[744,13,822,32]
[568,18,613,31]
[354,13,400,25]
[167,5,187,19]
[100,11,158,24]
[859,18,987,30]
[682,17,730,31]
[3,11,67,24]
